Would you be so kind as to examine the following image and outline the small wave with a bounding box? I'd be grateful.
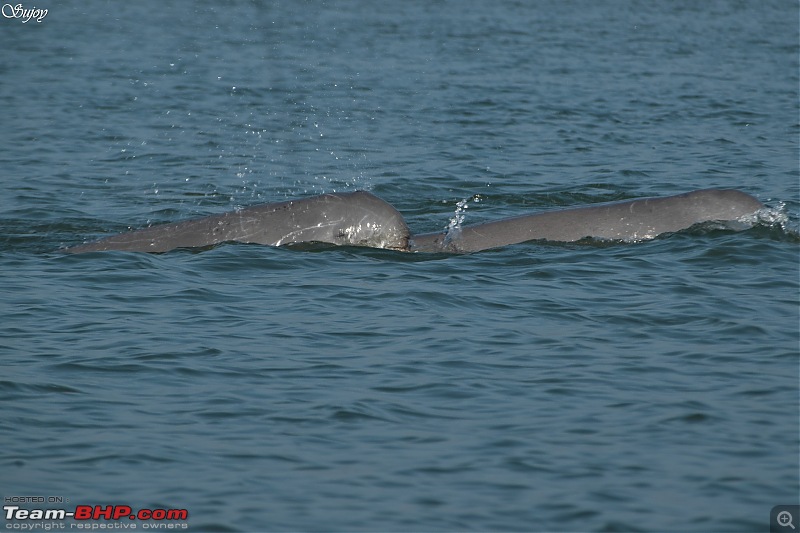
[742,202,800,242]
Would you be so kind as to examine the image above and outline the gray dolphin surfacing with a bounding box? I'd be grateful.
[409,188,763,252]
[65,191,410,254]
[63,188,763,254]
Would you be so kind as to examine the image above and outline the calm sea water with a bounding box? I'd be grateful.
[2,1,798,532]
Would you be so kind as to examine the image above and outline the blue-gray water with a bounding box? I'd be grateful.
[2,1,799,532]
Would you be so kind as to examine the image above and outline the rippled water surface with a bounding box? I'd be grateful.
[2,1,798,532]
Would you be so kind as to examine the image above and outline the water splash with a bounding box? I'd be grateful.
[443,194,482,246]
[748,201,800,238]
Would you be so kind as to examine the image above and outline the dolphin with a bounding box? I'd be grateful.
[63,188,762,254]
[408,188,764,252]
[64,191,410,254]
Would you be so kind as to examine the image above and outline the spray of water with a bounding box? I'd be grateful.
[443,194,483,246]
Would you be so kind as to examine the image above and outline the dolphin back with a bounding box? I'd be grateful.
[409,189,763,253]
[64,191,410,253]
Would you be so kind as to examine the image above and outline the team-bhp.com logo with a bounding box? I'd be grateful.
[4,504,189,528]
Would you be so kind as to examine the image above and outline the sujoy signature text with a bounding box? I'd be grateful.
[2,3,47,23]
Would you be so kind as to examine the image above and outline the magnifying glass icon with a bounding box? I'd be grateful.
[778,511,796,529]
